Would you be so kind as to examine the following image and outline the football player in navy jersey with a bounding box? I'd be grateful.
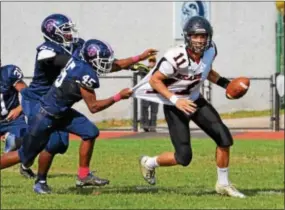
[4,13,83,179]
[0,60,29,156]
[4,13,157,190]
[0,39,153,194]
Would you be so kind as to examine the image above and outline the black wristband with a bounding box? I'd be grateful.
[217,77,230,89]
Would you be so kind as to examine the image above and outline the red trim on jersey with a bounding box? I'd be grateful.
[186,48,201,64]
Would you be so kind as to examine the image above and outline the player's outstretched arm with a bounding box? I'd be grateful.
[6,80,28,121]
[207,69,230,89]
[111,48,158,72]
[80,87,132,113]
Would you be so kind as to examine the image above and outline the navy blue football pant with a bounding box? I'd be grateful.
[18,104,99,166]
[21,97,69,155]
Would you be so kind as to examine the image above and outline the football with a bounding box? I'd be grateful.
[226,77,250,99]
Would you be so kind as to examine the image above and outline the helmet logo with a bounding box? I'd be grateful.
[45,19,56,33]
[87,45,98,57]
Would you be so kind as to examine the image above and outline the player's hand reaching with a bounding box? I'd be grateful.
[119,88,133,99]
[129,63,149,72]
[175,98,197,115]
[6,106,22,121]
[139,49,158,61]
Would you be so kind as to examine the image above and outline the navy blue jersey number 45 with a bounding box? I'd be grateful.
[55,58,97,89]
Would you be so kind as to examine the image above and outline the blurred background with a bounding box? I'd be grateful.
[1,1,284,131]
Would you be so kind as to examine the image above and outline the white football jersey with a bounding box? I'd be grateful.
[132,43,217,105]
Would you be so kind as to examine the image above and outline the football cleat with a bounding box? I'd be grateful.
[139,156,156,185]
[34,181,52,194]
[215,182,246,198]
[76,171,110,187]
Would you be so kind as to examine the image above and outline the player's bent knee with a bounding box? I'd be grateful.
[45,143,68,155]
[45,132,69,155]
[218,140,233,148]
[175,148,193,167]
[82,125,100,141]
[214,123,234,147]
[90,127,100,140]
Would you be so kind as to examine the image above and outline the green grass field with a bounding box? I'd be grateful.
[1,138,284,209]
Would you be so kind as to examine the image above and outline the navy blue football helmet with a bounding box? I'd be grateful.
[183,16,213,54]
[80,39,115,75]
[41,14,78,51]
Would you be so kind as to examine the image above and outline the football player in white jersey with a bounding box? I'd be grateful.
[135,16,246,198]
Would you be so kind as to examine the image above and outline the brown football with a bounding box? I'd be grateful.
[226,77,250,99]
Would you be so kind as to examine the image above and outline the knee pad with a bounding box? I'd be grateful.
[45,140,69,155]
[45,132,69,155]
[174,146,192,167]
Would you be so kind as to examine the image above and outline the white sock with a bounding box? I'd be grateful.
[217,167,229,186]
[145,156,159,169]
[21,164,28,170]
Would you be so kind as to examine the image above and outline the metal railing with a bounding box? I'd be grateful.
[23,73,283,132]
[132,73,283,132]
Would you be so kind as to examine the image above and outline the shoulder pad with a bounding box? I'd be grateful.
[37,49,57,60]
[164,45,188,69]
[37,42,65,54]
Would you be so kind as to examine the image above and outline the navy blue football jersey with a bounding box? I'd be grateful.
[41,57,99,116]
[22,39,85,100]
[0,65,24,118]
